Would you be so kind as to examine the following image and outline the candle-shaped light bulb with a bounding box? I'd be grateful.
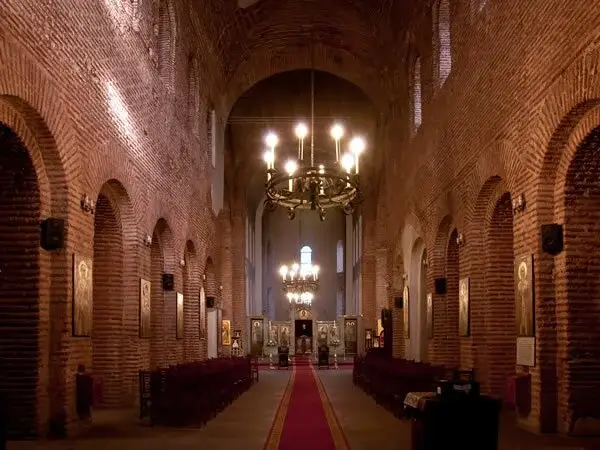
[312,265,320,280]
[330,124,344,141]
[265,132,278,149]
[279,265,288,281]
[295,123,308,139]
[341,153,355,173]
[284,160,297,192]
[287,292,293,302]
[330,124,345,161]
[350,137,366,174]
[292,263,299,272]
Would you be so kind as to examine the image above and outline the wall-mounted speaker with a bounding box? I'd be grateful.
[162,273,174,291]
[434,277,447,295]
[381,308,392,323]
[541,223,563,256]
[40,218,65,250]
[206,296,216,309]
[394,296,403,309]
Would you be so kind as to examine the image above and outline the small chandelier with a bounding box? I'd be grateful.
[262,71,366,221]
[279,262,319,306]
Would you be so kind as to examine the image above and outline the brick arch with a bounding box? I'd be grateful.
[183,240,200,360]
[533,102,600,432]
[204,256,218,298]
[0,97,68,217]
[0,123,42,438]
[482,191,515,398]
[0,95,69,437]
[149,218,174,368]
[433,215,454,276]
[551,124,600,432]
[92,185,126,408]
[429,214,454,364]
[222,42,386,117]
[446,228,461,368]
[472,175,515,393]
[408,237,428,361]
[156,0,177,91]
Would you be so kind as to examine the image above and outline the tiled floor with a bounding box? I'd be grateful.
[7,370,291,450]
[7,367,600,450]
[316,368,600,450]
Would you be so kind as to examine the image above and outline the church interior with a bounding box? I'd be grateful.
[2,0,600,449]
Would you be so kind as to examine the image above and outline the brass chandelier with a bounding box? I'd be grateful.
[279,262,319,306]
[262,70,366,221]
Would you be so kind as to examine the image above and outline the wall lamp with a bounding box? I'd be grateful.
[80,194,95,215]
[179,259,186,267]
[144,234,152,247]
[512,193,526,215]
[456,232,466,246]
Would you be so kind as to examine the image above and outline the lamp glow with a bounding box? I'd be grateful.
[265,132,279,149]
[341,153,355,173]
[285,160,297,191]
[350,137,366,154]
[279,265,288,280]
[330,124,344,141]
[295,123,308,139]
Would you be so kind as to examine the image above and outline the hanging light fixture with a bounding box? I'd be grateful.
[279,262,319,307]
[262,22,366,221]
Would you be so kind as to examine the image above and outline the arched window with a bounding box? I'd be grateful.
[434,0,452,87]
[207,107,216,167]
[300,245,312,272]
[336,240,344,273]
[187,55,200,135]
[157,0,175,90]
[413,57,422,131]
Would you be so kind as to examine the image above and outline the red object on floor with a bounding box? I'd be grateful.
[278,363,336,450]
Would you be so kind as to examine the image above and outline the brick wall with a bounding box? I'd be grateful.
[0,125,41,438]
[2,0,600,439]
[374,0,600,435]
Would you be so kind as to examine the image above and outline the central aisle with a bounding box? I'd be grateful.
[265,358,347,450]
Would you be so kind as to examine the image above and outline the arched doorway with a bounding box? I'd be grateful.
[92,186,125,408]
[409,239,427,361]
[0,123,41,438]
[183,240,199,361]
[204,258,218,358]
[483,192,516,398]
[446,228,460,368]
[561,126,600,430]
[149,219,173,369]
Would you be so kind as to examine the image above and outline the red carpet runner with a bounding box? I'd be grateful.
[265,357,348,450]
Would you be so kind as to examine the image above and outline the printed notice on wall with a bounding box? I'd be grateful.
[516,337,536,367]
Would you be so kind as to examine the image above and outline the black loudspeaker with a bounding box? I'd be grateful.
[394,297,403,308]
[541,223,564,256]
[381,308,392,323]
[162,273,174,291]
[40,218,65,250]
[206,296,215,309]
[434,277,447,295]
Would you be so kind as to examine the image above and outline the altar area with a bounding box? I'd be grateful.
[248,304,365,363]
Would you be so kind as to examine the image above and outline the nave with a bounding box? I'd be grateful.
[7,368,599,450]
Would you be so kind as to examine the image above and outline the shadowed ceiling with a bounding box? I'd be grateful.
[225,69,378,211]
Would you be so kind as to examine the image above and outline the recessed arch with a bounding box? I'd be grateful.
[182,240,200,361]
[156,0,177,90]
[0,122,42,438]
[148,218,174,368]
[470,175,516,396]
[408,237,427,361]
[223,43,386,117]
[552,125,600,432]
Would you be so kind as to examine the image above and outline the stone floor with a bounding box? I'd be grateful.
[7,368,600,450]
